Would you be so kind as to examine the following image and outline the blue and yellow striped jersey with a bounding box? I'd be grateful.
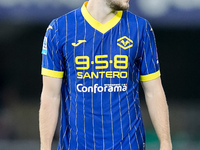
[41,2,160,150]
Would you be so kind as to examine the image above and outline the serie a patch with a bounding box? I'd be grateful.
[42,37,47,55]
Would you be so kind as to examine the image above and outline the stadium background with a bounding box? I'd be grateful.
[0,0,200,149]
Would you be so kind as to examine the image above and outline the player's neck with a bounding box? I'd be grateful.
[86,0,117,24]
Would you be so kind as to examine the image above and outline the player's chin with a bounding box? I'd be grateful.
[124,4,129,10]
[120,2,130,10]
[123,0,130,8]
[110,1,129,11]
[115,4,129,11]
[120,5,129,10]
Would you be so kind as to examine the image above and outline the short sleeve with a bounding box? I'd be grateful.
[41,19,64,78]
[140,20,160,81]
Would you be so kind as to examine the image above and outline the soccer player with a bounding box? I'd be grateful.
[39,0,172,150]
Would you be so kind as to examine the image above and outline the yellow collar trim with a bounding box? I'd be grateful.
[81,2,123,34]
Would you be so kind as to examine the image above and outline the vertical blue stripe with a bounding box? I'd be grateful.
[100,34,105,150]
[91,30,96,150]
[117,20,124,149]
[126,11,132,150]
[74,9,79,150]
[83,18,87,150]
[65,13,72,150]
[109,29,114,150]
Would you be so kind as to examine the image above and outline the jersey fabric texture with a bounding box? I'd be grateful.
[41,2,160,150]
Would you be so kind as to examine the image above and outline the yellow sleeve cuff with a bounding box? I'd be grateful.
[41,68,64,78]
[140,70,161,81]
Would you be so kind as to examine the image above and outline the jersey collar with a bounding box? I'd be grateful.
[81,2,123,34]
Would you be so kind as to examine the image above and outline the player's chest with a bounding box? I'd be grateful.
[63,29,140,62]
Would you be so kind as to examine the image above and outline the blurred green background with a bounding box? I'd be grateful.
[0,0,200,149]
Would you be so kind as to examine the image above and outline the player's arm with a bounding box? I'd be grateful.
[141,77,172,150]
[39,76,62,150]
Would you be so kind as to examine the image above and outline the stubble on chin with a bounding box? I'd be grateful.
[107,0,129,11]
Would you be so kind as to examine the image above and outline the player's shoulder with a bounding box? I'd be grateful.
[48,7,81,33]
[124,10,149,27]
